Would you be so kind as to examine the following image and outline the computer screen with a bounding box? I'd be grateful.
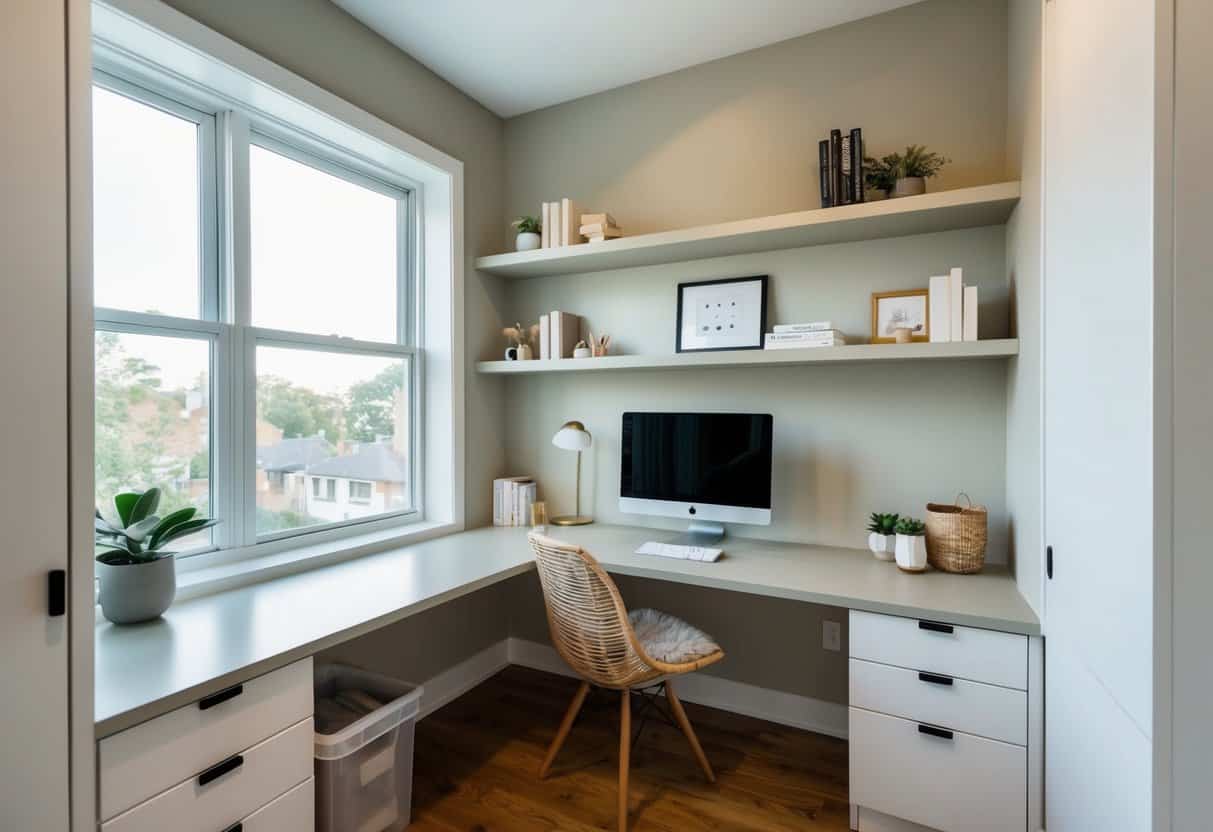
[620,412,773,511]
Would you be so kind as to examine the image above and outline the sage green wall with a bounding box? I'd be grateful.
[157,0,513,676]
[504,0,1008,233]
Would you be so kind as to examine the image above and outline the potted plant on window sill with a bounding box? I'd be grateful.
[94,488,219,625]
[511,215,542,251]
[893,516,928,573]
[866,512,899,561]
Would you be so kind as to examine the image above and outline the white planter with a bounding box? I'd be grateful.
[867,532,895,561]
[892,177,926,198]
[515,231,541,251]
[895,534,928,573]
[97,555,176,624]
[573,346,592,358]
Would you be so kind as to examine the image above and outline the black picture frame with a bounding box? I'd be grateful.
[675,275,769,353]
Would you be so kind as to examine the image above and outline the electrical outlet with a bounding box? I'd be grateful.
[822,619,841,652]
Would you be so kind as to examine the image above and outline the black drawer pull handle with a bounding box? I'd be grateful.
[918,671,954,686]
[197,754,244,786]
[199,684,243,711]
[221,825,243,832]
[918,724,954,740]
[918,620,954,634]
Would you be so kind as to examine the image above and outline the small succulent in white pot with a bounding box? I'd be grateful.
[867,145,950,199]
[95,488,219,625]
[893,517,928,573]
[866,512,899,561]
[512,215,542,251]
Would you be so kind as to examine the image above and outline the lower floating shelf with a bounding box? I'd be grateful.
[476,339,1019,375]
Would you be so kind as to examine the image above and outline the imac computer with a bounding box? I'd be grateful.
[619,412,773,545]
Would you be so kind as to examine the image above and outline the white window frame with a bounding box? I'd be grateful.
[89,0,466,593]
[349,480,373,505]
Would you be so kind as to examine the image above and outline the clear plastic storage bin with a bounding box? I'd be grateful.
[314,664,423,832]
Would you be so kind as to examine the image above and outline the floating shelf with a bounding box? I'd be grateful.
[477,339,1019,375]
[476,182,1020,279]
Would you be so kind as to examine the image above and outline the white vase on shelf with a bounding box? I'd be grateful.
[515,231,540,251]
[894,534,928,573]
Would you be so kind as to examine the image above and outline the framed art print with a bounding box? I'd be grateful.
[676,275,768,353]
[870,288,930,343]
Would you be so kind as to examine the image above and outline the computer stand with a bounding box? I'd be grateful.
[669,520,725,546]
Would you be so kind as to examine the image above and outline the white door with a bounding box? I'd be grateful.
[1042,0,1159,828]
[0,1,72,829]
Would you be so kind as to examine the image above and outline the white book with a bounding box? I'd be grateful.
[561,197,580,246]
[539,314,550,360]
[928,275,950,342]
[549,310,579,358]
[765,330,843,342]
[549,201,562,248]
[764,336,846,350]
[772,322,834,333]
[948,267,964,343]
[963,286,979,342]
[541,203,551,249]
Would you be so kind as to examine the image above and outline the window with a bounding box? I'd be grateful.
[349,481,372,504]
[92,70,419,558]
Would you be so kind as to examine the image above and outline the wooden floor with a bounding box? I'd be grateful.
[410,665,850,831]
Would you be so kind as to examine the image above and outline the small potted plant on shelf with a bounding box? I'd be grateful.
[511,216,542,251]
[877,144,950,198]
[95,488,219,625]
[866,512,899,561]
[863,157,896,201]
[893,516,928,573]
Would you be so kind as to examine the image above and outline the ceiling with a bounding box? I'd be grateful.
[332,0,924,118]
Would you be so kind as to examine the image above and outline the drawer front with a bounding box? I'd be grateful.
[101,717,313,832]
[849,610,1027,690]
[100,657,313,820]
[849,658,1027,746]
[849,707,1025,832]
[244,777,315,832]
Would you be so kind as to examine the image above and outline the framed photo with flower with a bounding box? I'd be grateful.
[871,288,929,343]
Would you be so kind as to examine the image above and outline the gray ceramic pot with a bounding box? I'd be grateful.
[97,555,176,625]
[892,176,926,198]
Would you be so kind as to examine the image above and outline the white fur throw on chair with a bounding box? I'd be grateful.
[628,608,721,665]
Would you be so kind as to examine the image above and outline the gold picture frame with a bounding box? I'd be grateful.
[871,289,930,343]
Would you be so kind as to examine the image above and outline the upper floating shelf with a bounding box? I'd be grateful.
[477,339,1019,375]
[476,182,1021,279]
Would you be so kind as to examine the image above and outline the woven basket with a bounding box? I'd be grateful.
[925,493,988,574]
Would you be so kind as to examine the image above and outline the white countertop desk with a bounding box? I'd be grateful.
[95,524,1038,738]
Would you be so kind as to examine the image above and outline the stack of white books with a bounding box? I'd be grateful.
[579,212,621,243]
[493,477,536,526]
[540,198,591,248]
[764,322,848,350]
[928,267,979,342]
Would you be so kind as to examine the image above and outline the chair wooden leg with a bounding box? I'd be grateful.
[619,688,631,832]
[665,681,716,783]
[539,680,590,780]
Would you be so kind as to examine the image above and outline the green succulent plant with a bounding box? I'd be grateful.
[94,488,220,565]
[867,512,900,535]
[512,215,542,234]
[863,157,898,193]
[894,517,927,536]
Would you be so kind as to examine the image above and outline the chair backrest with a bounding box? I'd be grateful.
[528,532,657,689]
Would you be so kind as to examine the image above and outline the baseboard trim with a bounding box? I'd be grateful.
[416,640,510,719]
[506,638,848,740]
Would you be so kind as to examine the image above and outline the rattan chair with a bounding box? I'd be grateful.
[528,532,725,831]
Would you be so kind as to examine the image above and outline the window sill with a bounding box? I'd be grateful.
[172,519,459,602]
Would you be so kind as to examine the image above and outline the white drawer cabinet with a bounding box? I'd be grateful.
[98,657,315,832]
[850,610,1027,690]
[100,657,314,820]
[101,718,313,832]
[849,658,1026,746]
[849,707,1025,832]
[848,611,1029,832]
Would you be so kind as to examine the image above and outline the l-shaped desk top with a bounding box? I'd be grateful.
[94,523,1039,737]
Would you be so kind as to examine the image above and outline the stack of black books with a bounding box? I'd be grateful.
[818,128,864,208]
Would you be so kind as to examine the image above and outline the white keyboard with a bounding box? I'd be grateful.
[635,541,723,562]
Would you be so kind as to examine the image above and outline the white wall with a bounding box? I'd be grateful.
[1004,0,1044,617]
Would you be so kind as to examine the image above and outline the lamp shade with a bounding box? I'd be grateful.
[552,420,592,451]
